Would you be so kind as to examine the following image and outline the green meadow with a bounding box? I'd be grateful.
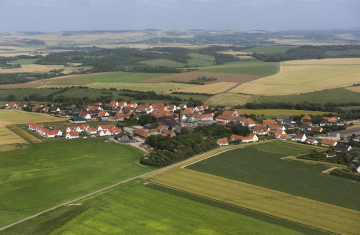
[13,59,39,65]
[69,72,172,83]
[0,139,152,227]
[197,65,278,76]
[240,46,297,54]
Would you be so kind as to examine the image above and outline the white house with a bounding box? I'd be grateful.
[65,132,79,139]
[293,133,307,142]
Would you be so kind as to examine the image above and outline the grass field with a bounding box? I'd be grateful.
[0,139,152,228]
[238,109,333,117]
[172,82,237,94]
[254,88,360,105]
[13,59,39,65]
[69,72,172,83]
[139,59,186,67]
[84,82,196,93]
[151,168,360,235]
[206,93,255,107]
[239,46,297,54]
[0,88,57,100]
[187,142,360,211]
[231,58,360,95]
[1,180,330,235]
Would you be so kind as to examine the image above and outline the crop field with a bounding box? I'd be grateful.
[69,72,172,83]
[0,64,65,74]
[238,109,332,117]
[82,82,196,93]
[137,71,262,84]
[151,168,359,235]
[1,181,330,235]
[0,88,57,100]
[172,82,237,94]
[206,93,255,107]
[231,58,360,95]
[186,142,360,211]
[0,139,153,228]
[0,110,67,146]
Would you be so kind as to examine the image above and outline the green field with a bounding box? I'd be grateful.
[0,139,152,227]
[139,59,186,67]
[238,109,333,117]
[69,72,172,83]
[254,88,360,105]
[13,59,39,65]
[240,46,297,54]
[187,142,360,211]
[0,88,57,101]
[1,180,329,235]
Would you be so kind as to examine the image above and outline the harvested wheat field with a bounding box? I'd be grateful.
[0,127,28,145]
[206,93,255,107]
[172,82,237,94]
[0,64,65,73]
[346,86,360,93]
[231,58,360,96]
[138,72,262,84]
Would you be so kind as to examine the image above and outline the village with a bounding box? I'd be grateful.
[2,100,359,157]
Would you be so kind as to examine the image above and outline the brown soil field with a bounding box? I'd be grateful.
[0,73,108,89]
[137,72,262,84]
[346,86,360,93]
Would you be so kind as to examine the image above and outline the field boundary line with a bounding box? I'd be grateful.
[322,167,338,174]
[148,181,337,235]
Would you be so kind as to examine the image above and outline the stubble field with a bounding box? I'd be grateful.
[231,58,360,95]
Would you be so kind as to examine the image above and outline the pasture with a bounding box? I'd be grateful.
[231,58,360,95]
[151,168,360,235]
[238,109,332,117]
[84,82,196,93]
[13,59,39,65]
[197,64,277,76]
[1,180,329,235]
[172,82,237,94]
[137,71,262,84]
[139,59,186,67]
[69,72,172,83]
[0,139,152,228]
[254,88,360,105]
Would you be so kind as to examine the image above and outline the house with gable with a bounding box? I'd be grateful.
[263,119,277,126]
[305,139,318,145]
[321,139,337,147]
[293,133,307,142]
[253,125,269,135]
[217,138,229,146]
[276,134,289,140]
[65,132,79,139]
[301,115,312,122]
[79,112,91,120]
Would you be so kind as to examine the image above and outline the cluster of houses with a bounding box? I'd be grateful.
[26,123,122,139]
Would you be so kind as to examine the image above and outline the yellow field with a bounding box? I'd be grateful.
[346,86,360,93]
[151,168,360,235]
[0,110,67,145]
[0,64,65,73]
[238,109,332,116]
[173,82,237,94]
[0,127,28,145]
[230,58,360,95]
[206,93,255,107]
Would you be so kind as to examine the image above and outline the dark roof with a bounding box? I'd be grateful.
[143,123,152,129]
[277,115,290,120]
[70,116,87,122]
[334,143,350,151]
[334,127,360,134]
[158,116,176,126]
